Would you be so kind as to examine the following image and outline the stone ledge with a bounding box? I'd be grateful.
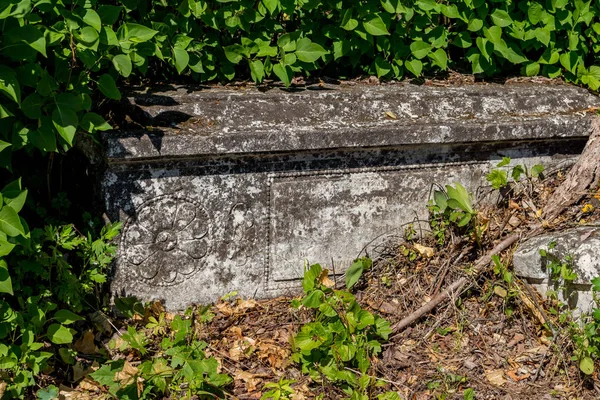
[104,84,599,163]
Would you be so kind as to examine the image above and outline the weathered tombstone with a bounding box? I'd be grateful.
[102,83,600,309]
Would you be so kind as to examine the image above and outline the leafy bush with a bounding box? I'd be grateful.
[291,263,393,398]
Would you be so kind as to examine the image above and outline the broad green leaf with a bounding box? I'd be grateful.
[524,62,540,76]
[224,44,245,64]
[374,56,391,78]
[341,9,358,31]
[295,38,327,63]
[0,260,13,295]
[580,66,600,91]
[428,48,448,69]
[410,41,432,59]
[46,323,73,344]
[0,105,13,119]
[497,157,511,167]
[0,140,11,153]
[580,357,594,375]
[83,9,102,32]
[486,170,508,189]
[272,63,293,87]
[81,113,112,132]
[98,5,122,25]
[53,309,83,325]
[124,23,158,43]
[405,59,422,77]
[345,258,371,289]
[0,66,21,105]
[79,26,99,45]
[452,31,472,48]
[172,48,189,74]
[528,3,544,25]
[531,164,545,178]
[446,183,473,213]
[491,10,512,27]
[98,74,121,100]
[11,25,47,57]
[22,93,43,119]
[52,107,78,146]
[112,54,132,77]
[0,206,25,237]
[262,0,278,14]
[468,17,483,32]
[249,59,265,83]
[363,15,389,36]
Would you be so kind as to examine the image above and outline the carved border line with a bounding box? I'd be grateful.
[264,160,488,292]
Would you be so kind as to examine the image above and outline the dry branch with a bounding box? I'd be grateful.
[390,116,600,335]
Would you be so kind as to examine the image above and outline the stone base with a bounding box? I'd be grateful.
[102,83,600,309]
[513,226,600,315]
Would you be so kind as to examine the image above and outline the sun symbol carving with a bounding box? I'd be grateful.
[122,195,210,287]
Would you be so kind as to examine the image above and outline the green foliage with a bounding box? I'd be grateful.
[0,214,121,398]
[539,241,577,283]
[261,378,296,400]
[429,182,477,243]
[486,157,544,189]
[291,263,392,396]
[90,313,231,399]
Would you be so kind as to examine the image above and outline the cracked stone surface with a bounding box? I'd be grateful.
[513,226,600,314]
[102,83,600,310]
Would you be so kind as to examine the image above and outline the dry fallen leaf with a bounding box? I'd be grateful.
[234,370,262,393]
[115,361,139,386]
[413,243,434,258]
[494,286,508,298]
[385,111,398,119]
[74,331,98,355]
[485,369,506,386]
[318,268,335,287]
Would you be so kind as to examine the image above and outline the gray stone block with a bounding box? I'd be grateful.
[513,226,600,314]
[102,83,600,310]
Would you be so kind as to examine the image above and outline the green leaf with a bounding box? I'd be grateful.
[262,0,278,14]
[295,38,327,63]
[428,48,448,69]
[47,324,73,344]
[512,165,525,181]
[12,25,47,57]
[112,54,132,77]
[52,107,78,146]
[410,41,432,59]
[98,74,121,100]
[124,23,158,43]
[374,56,391,78]
[0,140,11,153]
[249,59,265,83]
[83,9,102,32]
[172,47,189,74]
[446,183,473,213]
[491,9,512,27]
[463,388,475,400]
[405,59,422,77]
[302,290,324,308]
[497,157,511,167]
[224,44,245,64]
[341,9,358,31]
[580,357,594,375]
[273,63,293,87]
[486,170,508,189]
[0,260,13,295]
[531,164,545,178]
[453,31,472,48]
[79,26,99,45]
[36,385,59,400]
[363,15,390,36]
[345,258,372,289]
[53,309,83,325]
[580,66,600,91]
[525,62,540,77]
[468,17,483,32]
[0,206,25,237]
[528,3,544,25]
[22,93,43,119]
[0,66,21,105]
[81,113,112,132]
[98,5,122,25]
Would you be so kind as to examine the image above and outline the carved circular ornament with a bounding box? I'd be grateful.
[121,195,210,287]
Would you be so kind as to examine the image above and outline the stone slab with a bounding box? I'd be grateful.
[103,83,600,310]
[513,226,600,314]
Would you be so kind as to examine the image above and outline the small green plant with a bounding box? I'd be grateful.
[539,241,577,283]
[261,378,296,400]
[430,183,476,229]
[486,157,545,190]
[91,314,231,399]
[291,261,391,396]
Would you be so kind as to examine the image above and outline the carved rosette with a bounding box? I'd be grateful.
[121,195,210,287]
